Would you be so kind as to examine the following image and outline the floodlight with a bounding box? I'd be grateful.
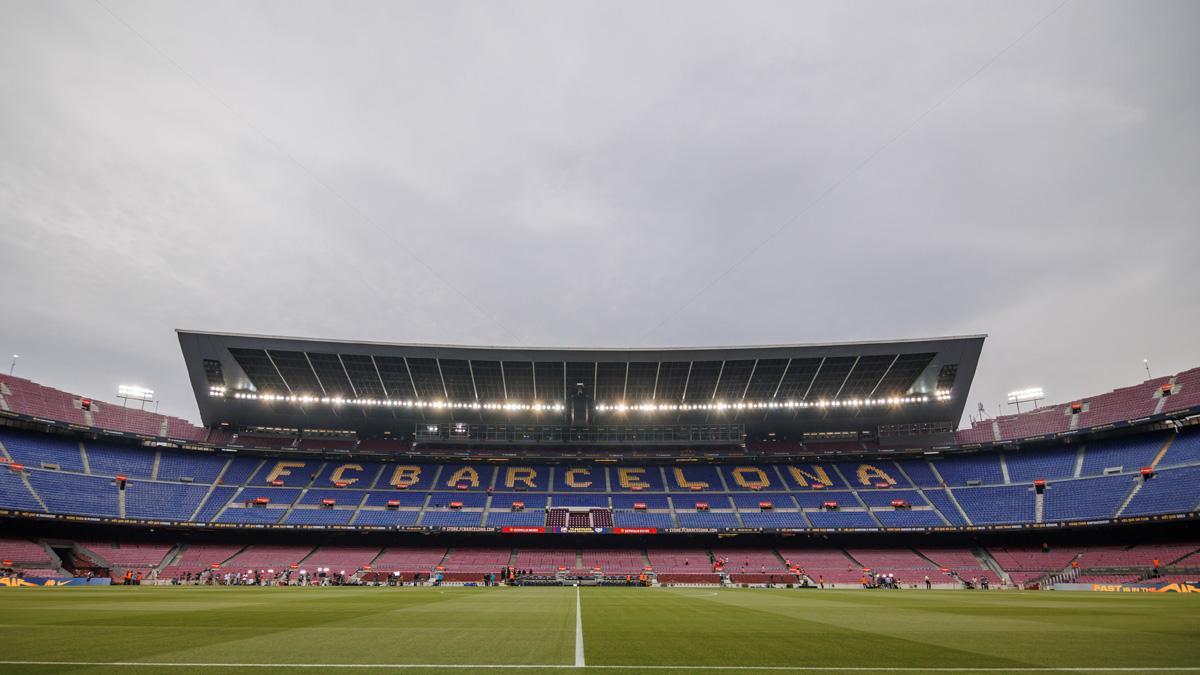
[1006,387,1044,403]
[117,384,154,401]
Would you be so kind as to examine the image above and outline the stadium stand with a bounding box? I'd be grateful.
[370,546,447,574]
[159,543,245,578]
[222,545,315,573]
[0,421,1196,532]
[78,540,173,577]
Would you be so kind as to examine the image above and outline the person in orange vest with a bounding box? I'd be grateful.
[123,570,133,586]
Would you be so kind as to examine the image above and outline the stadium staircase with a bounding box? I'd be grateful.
[18,469,50,513]
[1153,377,1177,415]
[928,463,973,525]
[350,492,370,525]
[78,441,91,474]
[33,541,70,577]
[189,459,232,521]
[1115,479,1145,517]
[211,487,243,522]
[1150,434,1178,469]
[415,493,433,526]
[971,547,1012,587]
[1072,446,1086,478]
[893,463,951,526]
[999,453,1011,484]
[1034,490,1044,523]
[157,543,186,572]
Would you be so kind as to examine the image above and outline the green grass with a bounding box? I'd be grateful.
[0,586,1197,673]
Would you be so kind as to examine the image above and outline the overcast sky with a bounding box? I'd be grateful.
[1,0,1197,427]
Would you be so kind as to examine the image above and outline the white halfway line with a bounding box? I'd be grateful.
[0,663,1198,671]
[575,585,586,668]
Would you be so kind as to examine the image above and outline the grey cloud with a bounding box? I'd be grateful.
[1,0,1197,425]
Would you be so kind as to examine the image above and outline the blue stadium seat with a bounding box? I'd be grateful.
[26,471,118,517]
[933,454,1004,486]
[157,451,226,483]
[1081,434,1167,476]
[1,429,84,472]
[1156,430,1200,469]
[353,509,420,526]
[612,511,672,529]
[1006,447,1078,482]
[362,492,427,507]
[421,510,485,527]
[922,489,969,526]
[739,511,808,528]
[125,480,207,520]
[216,507,284,524]
[873,509,946,527]
[953,485,1034,524]
[192,486,238,522]
[1043,475,1135,521]
[0,468,45,512]
[805,510,877,528]
[284,509,354,525]
[484,511,545,527]
[1120,466,1200,516]
[84,442,155,478]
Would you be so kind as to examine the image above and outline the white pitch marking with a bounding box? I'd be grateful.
[0,662,1196,671]
[575,585,586,668]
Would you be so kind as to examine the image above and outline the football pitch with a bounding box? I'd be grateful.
[0,586,1197,674]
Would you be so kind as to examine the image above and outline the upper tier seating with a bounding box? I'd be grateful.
[954,368,1200,444]
[0,374,204,440]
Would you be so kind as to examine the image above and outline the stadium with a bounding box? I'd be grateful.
[0,331,1197,672]
[4,1,1200,673]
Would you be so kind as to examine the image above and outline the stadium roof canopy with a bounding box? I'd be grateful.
[178,330,984,439]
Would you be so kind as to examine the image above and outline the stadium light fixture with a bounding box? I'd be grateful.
[117,384,155,410]
[1006,387,1045,413]
[213,388,942,413]
[118,385,154,401]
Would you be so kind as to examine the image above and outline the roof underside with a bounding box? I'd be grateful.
[178,331,984,437]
